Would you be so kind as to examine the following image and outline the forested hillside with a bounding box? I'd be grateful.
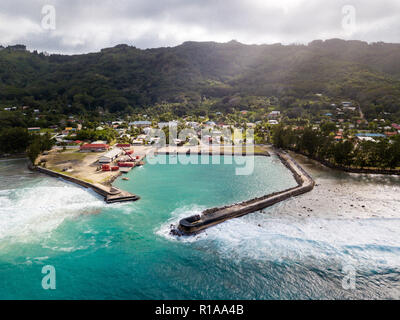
[1,39,400,118]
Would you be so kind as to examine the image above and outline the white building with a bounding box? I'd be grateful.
[158,121,178,129]
[98,148,123,164]
[132,140,144,145]
[268,111,281,119]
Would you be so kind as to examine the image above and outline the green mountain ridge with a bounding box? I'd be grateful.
[1,38,400,117]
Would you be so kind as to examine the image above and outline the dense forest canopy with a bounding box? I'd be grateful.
[1,39,400,119]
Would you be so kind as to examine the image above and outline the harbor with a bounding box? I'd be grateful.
[2,148,399,300]
[173,149,315,235]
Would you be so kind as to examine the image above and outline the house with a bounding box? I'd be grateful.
[355,133,385,138]
[131,121,152,128]
[268,111,281,119]
[132,140,144,145]
[392,123,400,130]
[357,136,376,142]
[158,121,178,129]
[28,127,41,132]
[268,120,279,125]
[385,132,398,137]
[98,148,123,164]
[137,134,147,142]
[204,121,216,127]
[80,144,110,152]
[341,101,352,107]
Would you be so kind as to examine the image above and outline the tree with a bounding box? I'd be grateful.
[333,141,354,166]
[27,139,41,164]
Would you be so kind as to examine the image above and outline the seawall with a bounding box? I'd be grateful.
[32,165,140,204]
[174,150,315,235]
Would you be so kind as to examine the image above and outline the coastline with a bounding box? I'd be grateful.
[287,150,400,176]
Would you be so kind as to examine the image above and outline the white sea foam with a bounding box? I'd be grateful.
[156,204,207,242]
[158,207,400,272]
[0,179,106,242]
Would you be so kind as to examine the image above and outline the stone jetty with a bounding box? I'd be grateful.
[33,166,140,204]
[173,150,315,235]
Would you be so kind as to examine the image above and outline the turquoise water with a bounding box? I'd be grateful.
[0,156,399,299]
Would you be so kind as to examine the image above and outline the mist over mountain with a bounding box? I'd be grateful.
[1,38,400,117]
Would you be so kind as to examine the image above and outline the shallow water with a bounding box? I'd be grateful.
[0,156,399,299]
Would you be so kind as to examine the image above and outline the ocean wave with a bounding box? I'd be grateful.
[0,179,106,243]
[158,207,400,271]
[155,204,207,243]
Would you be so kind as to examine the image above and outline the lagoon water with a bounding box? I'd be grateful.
[0,155,399,299]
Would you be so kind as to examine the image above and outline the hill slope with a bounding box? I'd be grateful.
[1,39,400,116]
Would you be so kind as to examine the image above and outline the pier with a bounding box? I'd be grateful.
[33,165,140,204]
[174,150,315,235]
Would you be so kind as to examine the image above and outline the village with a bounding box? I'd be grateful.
[2,96,400,178]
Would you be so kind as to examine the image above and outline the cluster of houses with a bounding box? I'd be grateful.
[321,101,399,142]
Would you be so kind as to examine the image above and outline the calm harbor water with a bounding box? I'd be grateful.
[0,155,399,299]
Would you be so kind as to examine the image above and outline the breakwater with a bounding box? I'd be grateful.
[173,150,315,235]
[33,165,140,203]
[155,150,270,157]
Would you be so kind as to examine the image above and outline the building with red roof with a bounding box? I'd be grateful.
[392,123,400,130]
[116,143,131,148]
[80,144,109,152]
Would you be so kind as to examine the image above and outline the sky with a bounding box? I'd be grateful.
[0,0,400,54]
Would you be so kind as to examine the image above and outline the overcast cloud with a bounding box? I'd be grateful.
[0,0,399,54]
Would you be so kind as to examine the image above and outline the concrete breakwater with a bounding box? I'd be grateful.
[173,150,315,235]
[33,166,140,204]
[155,150,271,157]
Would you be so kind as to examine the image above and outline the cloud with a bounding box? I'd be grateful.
[0,0,399,54]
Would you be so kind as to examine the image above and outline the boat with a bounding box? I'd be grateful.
[122,177,129,181]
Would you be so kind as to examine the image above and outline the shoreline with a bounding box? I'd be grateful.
[287,150,400,176]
